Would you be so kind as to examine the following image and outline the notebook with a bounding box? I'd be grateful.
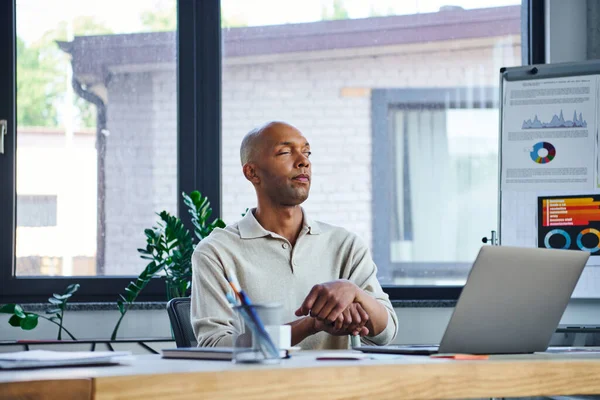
[161,347,234,360]
[161,347,289,360]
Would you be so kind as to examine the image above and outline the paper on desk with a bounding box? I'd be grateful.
[0,350,131,361]
[315,352,370,361]
[0,350,132,369]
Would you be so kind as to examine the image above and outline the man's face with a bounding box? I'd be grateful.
[252,124,311,206]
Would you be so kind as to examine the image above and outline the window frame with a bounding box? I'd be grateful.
[372,88,498,300]
[0,0,543,303]
[375,0,547,301]
[0,0,221,303]
[523,0,546,65]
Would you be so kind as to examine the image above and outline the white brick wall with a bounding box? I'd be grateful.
[104,71,177,275]
[103,37,520,275]
[221,38,521,246]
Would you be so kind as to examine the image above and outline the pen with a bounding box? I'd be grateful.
[225,270,279,358]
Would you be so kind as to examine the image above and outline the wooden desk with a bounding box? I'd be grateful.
[3,351,600,399]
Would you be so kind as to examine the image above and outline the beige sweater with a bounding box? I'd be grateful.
[190,209,398,350]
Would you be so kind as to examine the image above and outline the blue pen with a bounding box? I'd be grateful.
[226,271,279,358]
[226,292,261,353]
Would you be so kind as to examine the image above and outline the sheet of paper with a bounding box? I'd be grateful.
[500,191,538,247]
[501,75,598,191]
[0,350,130,361]
[0,350,132,369]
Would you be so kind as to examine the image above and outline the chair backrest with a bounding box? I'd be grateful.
[166,297,197,348]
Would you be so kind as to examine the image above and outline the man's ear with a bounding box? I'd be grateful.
[243,163,260,184]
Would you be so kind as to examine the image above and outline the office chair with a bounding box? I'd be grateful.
[166,297,198,348]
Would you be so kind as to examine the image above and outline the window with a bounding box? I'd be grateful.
[0,1,220,302]
[372,90,499,285]
[0,0,539,302]
[13,0,178,277]
[220,1,522,293]
[16,195,57,227]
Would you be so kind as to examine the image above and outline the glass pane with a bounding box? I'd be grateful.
[15,0,177,276]
[388,108,499,285]
[220,0,521,286]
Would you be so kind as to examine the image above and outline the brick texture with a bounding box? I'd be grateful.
[103,37,520,274]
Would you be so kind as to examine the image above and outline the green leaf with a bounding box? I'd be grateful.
[149,262,163,275]
[189,191,201,203]
[117,300,124,314]
[52,294,70,300]
[46,308,61,314]
[65,283,80,295]
[0,304,16,314]
[20,314,38,330]
[124,287,136,302]
[13,304,25,318]
[166,239,178,250]
[8,315,22,327]
[48,297,62,305]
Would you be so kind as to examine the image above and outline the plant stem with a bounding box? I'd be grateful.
[38,315,77,340]
[111,270,157,340]
[111,304,129,340]
[57,309,64,340]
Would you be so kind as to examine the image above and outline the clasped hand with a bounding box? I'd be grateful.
[295,280,369,336]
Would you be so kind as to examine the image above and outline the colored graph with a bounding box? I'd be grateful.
[530,141,556,164]
[541,197,600,227]
[522,110,587,129]
[538,196,600,255]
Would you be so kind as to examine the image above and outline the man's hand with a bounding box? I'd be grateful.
[295,280,359,323]
[314,303,370,337]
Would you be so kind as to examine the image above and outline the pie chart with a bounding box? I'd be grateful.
[530,142,556,164]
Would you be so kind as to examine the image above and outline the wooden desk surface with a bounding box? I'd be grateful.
[3,351,600,400]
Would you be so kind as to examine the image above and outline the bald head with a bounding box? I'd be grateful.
[240,121,311,206]
[240,121,298,166]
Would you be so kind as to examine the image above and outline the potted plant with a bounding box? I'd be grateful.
[111,190,225,339]
[1,190,225,344]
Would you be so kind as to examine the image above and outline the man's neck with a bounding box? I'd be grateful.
[254,204,304,245]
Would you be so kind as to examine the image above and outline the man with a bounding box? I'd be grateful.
[191,121,397,349]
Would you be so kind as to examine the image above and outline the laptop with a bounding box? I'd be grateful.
[357,246,589,355]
